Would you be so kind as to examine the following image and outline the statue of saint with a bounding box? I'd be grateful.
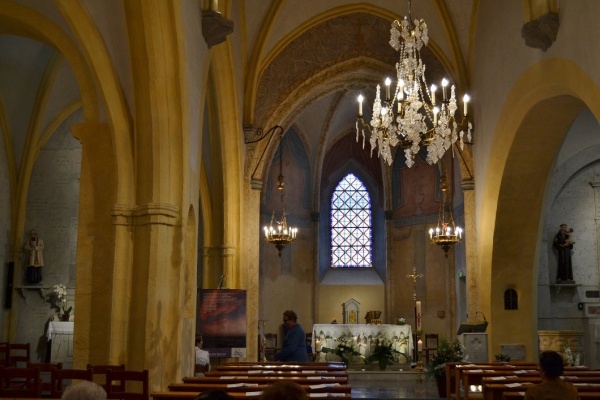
[24,229,44,284]
[553,224,574,283]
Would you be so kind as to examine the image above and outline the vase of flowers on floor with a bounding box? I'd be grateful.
[321,335,361,367]
[364,338,404,371]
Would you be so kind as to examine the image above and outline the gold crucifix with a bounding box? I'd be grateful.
[406,266,424,301]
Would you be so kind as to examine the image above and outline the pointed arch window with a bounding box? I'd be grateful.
[330,173,372,268]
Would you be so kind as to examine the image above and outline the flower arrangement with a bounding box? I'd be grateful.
[494,353,511,362]
[427,338,464,381]
[398,318,406,325]
[46,284,72,321]
[321,335,361,367]
[364,338,405,370]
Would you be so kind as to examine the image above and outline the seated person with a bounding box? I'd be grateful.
[195,336,210,376]
[524,350,578,400]
[274,310,308,362]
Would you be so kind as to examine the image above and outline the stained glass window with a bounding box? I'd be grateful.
[330,173,372,268]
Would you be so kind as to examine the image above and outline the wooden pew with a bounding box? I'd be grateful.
[182,376,347,385]
[483,376,600,400]
[201,369,347,377]
[152,391,351,399]
[454,363,590,400]
[168,382,351,394]
[501,388,600,400]
[215,365,346,372]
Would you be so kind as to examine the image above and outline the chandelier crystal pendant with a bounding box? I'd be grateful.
[429,175,462,257]
[263,134,298,256]
[356,0,473,168]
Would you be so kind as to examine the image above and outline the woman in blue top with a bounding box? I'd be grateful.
[274,310,308,362]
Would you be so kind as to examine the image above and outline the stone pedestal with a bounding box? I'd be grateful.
[460,333,488,362]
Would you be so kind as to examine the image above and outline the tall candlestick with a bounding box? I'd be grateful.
[416,301,422,330]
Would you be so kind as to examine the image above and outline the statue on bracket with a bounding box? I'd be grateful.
[24,229,44,285]
[554,223,575,284]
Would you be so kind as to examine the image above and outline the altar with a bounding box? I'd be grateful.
[312,324,413,363]
[46,321,74,366]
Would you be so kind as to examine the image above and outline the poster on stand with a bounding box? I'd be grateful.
[199,289,247,358]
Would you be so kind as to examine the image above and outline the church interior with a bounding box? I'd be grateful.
[1,0,600,393]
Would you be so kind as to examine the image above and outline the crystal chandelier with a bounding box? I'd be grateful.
[429,175,462,257]
[356,0,473,167]
[263,132,298,256]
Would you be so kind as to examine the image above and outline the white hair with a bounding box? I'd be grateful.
[62,381,107,400]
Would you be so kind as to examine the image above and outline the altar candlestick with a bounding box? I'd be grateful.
[416,301,422,331]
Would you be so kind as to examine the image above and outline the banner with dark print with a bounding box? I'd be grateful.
[199,289,247,358]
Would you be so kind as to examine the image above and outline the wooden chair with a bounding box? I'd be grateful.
[27,362,63,396]
[0,342,9,367]
[88,363,126,392]
[105,369,149,400]
[8,343,30,367]
[264,333,278,360]
[424,333,439,363]
[0,366,41,398]
[50,368,94,398]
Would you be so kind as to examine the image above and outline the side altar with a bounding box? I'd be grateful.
[312,324,413,363]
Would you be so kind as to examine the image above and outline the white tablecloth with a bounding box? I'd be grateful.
[312,323,413,361]
[46,321,74,341]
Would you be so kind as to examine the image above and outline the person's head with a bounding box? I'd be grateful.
[538,350,565,378]
[61,381,106,400]
[196,390,234,400]
[195,336,203,348]
[30,229,38,239]
[261,381,307,400]
[282,310,298,329]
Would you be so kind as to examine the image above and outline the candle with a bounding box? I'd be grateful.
[416,301,422,330]
[442,78,448,100]
[398,79,405,99]
[463,94,470,116]
[385,77,391,100]
[417,339,423,352]
[433,106,439,126]
[431,84,437,105]
[358,95,364,116]
[315,339,321,351]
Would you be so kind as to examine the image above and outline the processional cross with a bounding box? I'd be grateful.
[406,266,424,301]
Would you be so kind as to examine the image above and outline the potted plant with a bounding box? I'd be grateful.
[364,338,407,370]
[321,335,361,367]
[426,338,464,398]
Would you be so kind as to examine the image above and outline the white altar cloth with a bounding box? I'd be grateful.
[46,321,74,341]
[46,321,74,365]
[312,324,413,362]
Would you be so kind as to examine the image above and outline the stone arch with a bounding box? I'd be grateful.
[479,58,600,357]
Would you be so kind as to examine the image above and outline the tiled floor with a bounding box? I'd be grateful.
[348,370,444,399]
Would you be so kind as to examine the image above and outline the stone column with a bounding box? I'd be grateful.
[462,179,480,322]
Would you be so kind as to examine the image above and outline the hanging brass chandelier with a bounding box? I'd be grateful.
[356,0,473,167]
[429,175,462,257]
[262,130,298,256]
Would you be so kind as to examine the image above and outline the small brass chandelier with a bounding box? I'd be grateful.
[263,132,298,256]
[429,175,462,257]
[356,0,473,167]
